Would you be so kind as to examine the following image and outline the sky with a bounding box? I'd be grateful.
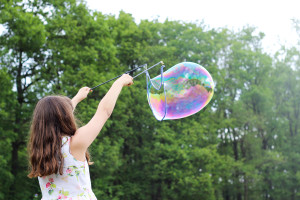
[0,0,299,55]
[85,0,300,55]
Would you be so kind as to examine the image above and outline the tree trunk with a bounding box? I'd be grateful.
[9,50,24,199]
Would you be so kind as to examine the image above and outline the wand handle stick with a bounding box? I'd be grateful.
[90,61,163,90]
[90,75,122,90]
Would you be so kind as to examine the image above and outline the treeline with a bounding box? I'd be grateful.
[0,0,300,199]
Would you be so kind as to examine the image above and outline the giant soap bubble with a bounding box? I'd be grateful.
[146,62,214,120]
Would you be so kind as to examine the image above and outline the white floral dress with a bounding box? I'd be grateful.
[38,136,97,200]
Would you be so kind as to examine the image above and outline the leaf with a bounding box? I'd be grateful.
[48,189,53,195]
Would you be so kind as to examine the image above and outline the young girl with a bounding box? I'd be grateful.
[28,74,133,200]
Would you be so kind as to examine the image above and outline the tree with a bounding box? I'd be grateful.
[0,0,50,198]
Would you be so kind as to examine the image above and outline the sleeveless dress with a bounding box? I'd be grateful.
[38,136,97,200]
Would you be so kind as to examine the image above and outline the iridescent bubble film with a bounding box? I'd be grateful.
[147,62,214,120]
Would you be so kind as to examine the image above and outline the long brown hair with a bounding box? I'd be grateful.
[28,96,90,178]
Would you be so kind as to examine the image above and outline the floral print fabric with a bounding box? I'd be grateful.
[38,136,97,200]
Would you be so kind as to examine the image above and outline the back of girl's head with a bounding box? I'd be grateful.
[28,95,76,178]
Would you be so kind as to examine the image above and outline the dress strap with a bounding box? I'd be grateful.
[61,136,70,147]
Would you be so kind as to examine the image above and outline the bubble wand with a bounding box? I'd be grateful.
[90,61,215,121]
[90,61,164,90]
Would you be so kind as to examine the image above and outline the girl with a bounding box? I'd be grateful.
[28,74,133,199]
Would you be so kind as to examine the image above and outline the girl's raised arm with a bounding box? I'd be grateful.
[70,74,133,161]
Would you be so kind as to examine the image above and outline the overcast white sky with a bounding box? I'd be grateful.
[0,0,298,54]
[86,0,300,54]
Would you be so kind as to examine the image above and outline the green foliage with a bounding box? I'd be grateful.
[0,68,14,199]
[1,0,300,199]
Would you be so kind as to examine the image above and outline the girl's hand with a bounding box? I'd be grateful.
[75,87,91,102]
[117,74,134,86]
[71,87,90,109]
